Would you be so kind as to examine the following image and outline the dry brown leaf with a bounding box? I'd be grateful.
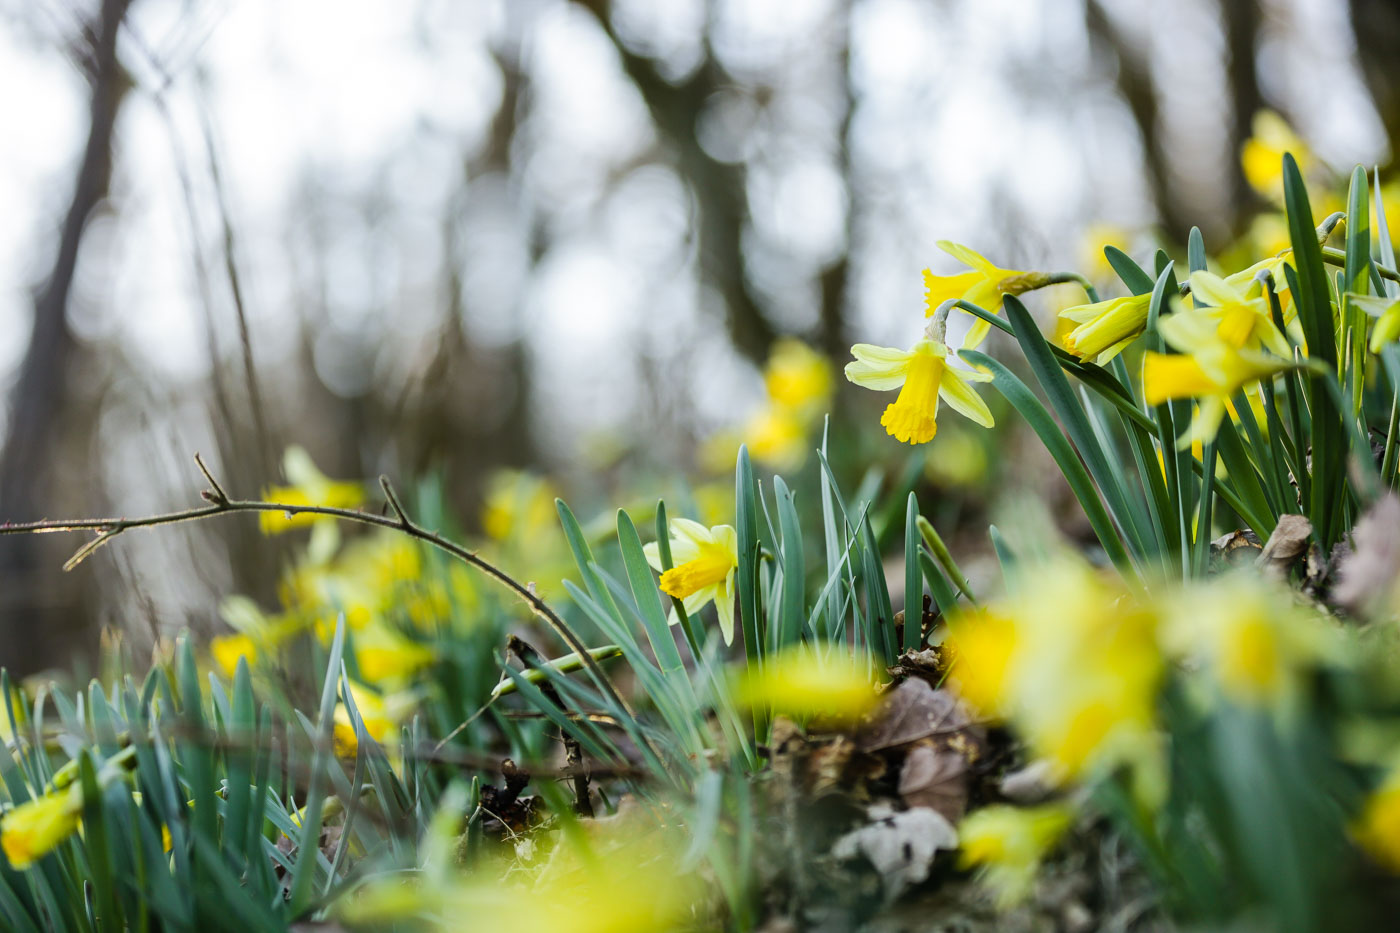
[856,678,981,754]
[897,740,969,822]
[1255,514,1312,577]
[1334,495,1400,617]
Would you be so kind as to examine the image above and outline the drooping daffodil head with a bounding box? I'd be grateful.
[845,336,994,445]
[1187,270,1291,357]
[925,242,1048,350]
[643,519,739,645]
[1143,308,1293,447]
[1059,293,1151,364]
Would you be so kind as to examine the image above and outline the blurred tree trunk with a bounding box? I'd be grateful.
[1220,0,1267,234]
[574,0,780,365]
[1084,0,1192,245]
[1349,0,1400,160]
[0,0,134,674]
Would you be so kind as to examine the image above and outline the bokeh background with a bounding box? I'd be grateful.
[0,0,1396,675]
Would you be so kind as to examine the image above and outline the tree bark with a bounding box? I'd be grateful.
[0,0,134,674]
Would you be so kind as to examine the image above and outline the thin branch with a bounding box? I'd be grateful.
[0,455,669,773]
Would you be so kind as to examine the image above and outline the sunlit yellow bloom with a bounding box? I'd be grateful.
[945,607,1018,718]
[845,338,994,444]
[341,815,699,932]
[949,559,1164,800]
[1187,271,1290,356]
[924,427,989,488]
[763,338,833,416]
[925,242,1048,349]
[1355,761,1400,873]
[958,802,1075,906]
[741,404,808,469]
[1143,310,1292,446]
[209,633,257,679]
[1077,223,1136,283]
[352,625,435,687]
[1,787,82,870]
[1160,573,1340,712]
[643,519,739,645]
[260,446,363,537]
[1351,294,1400,354]
[1060,293,1151,364]
[333,681,414,757]
[481,470,558,543]
[1240,110,1314,201]
[729,645,879,724]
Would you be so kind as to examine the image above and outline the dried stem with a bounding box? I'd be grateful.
[0,455,667,771]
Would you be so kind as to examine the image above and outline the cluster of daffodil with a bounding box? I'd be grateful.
[705,338,835,470]
[943,560,1353,904]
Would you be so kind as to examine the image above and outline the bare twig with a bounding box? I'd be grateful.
[0,456,668,772]
[508,635,593,816]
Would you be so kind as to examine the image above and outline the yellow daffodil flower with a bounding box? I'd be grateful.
[333,681,415,757]
[1187,271,1291,356]
[957,802,1075,906]
[1351,294,1400,353]
[945,607,1018,718]
[1160,574,1341,713]
[1354,760,1400,873]
[1240,110,1314,201]
[643,519,739,645]
[740,404,808,469]
[845,338,994,444]
[762,338,833,417]
[947,559,1164,802]
[925,242,1049,349]
[1059,293,1151,364]
[729,644,879,725]
[1,786,82,869]
[481,470,558,543]
[1143,310,1292,446]
[260,446,364,550]
[351,624,435,687]
[209,632,257,679]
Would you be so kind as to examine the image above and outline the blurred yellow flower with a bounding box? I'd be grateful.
[729,644,879,724]
[1240,110,1314,201]
[643,519,739,645]
[949,559,1164,799]
[946,607,1018,718]
[481,470,558,543]
[209,633,257,679]
[1354,762,1400,873]
[845,337,994,444]
[333,681,414,757]
[1187,271,1290,356]
[763,338,833,416]
[926,242,1048,349]
[1160,574,1340,712]
[260,446,363,537]
[957,802,1075,906]
[1059,293,1150,364]
[1143,309,1292,446]
[352,625,435,687]
[1,786,82,870]
[1076,223,1136,282]
[741,404,808,469]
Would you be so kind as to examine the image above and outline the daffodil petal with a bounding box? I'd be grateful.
[939,370,995,428]
[845,344,911,390]
[1188,271,1244,309]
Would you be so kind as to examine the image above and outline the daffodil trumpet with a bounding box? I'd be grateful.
[845,308,996,445]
